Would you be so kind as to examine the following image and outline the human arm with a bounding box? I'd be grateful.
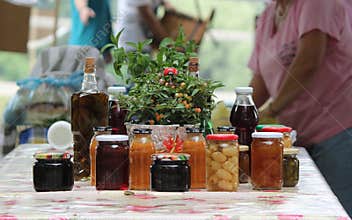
[249,73,270,109]
[74,0,95,25]
[261,30,328,117]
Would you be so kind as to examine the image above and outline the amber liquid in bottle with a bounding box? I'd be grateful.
[71,58,109,181]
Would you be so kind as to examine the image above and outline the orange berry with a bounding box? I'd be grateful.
[194,108,202,113]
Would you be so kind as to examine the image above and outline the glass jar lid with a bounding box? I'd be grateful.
[133,128,152,134]
[186,127,203,133]
[239,145,249,152]
[96,135,129,142]
[217,126,235,132]
[256,124,285,131]
[235,87,253,94]
[252,132,283,139]
[284,148,299,155]
[93,126,112,132]
[206,134,238,141]
[261,126,292,133]
[152,153,190,161]
[34,151,72,160]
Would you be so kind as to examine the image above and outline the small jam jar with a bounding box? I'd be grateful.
[96,135,129,190]
[151,153,190,192]
[261,126,293,148]
[239,145,250,184]
[283,148,299,187]
[217,126,235,134]
[206,134,239,192]
[33,152,73,192]
[251,132,284,190]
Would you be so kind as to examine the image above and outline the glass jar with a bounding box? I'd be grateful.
[239,145,250,184]
[96,135,129,190]
[90,126,112,186]
[183,127,206,189]
[217,126,235,134]
[251,132,284,190]
[261,126,293,148]
[151,153,190,192]
[206,134,239,192]
[283,148,299,187]
[33,152,73,192]
[255,124,285,132]
[129,128,155,190]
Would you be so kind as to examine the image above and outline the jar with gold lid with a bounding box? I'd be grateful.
[283,148,299,187]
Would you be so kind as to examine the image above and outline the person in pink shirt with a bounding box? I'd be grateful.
[249,0,352,215]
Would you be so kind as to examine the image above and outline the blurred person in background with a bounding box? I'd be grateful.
[69,0,112,62]
[248,0,352,215]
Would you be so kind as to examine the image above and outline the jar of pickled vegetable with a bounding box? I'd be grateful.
[90,126,112,186]
[261,126,292,148]
[239,145,250,183]
[183,127,206,189]
[206,134,239,192]
[129,128,155,190]
[217,126,235,134]
[251,132,283,190]
[283,148,299,187]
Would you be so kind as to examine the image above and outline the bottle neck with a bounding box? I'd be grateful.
[235,93,255,106]
[81,73,98,92]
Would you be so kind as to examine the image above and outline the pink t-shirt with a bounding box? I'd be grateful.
[248,0,352,145]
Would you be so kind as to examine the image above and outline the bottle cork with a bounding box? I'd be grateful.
[84,57,96,74]
[188,57,199,75]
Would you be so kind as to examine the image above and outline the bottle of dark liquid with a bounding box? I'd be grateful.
[71,57,109,181]
[230,87,259,146]
[107,86,128,135]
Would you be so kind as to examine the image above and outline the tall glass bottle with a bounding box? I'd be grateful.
[108,86,128,134]
[71,57,109,181]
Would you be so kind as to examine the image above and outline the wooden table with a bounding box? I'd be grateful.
[0,144,350,219]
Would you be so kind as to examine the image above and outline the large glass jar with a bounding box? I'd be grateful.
[206,134,239,192]
[89,126,112,186]
[239,145,250,183]
[151,153,190,192]
[33,152,73,192]
[283,148,299,187]
[261,126,293,148]
[217,126,235,134]
[129,128,155,190]
[96,135,129,190]
[183,127,206,189]
[251,132,284,190]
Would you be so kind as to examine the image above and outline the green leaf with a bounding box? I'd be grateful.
[191,89,200,96]
[110,34,117,45]
[100,43,116,53]
[160,38,174,48]
[126,42,138,49]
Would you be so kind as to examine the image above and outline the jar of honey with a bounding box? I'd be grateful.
[217,126,235,134]
[206,134,239,192]
[183,127,206,189]
[129,128,155,190]
[239,145,250,183]
[283,148,299,187]
[261,126,293,148]
[96,135,129,190]
[90,126,112,186]
[251,132,283,190]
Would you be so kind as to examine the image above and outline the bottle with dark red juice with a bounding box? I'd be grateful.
[230,87,259,146]
[107,86,128,135]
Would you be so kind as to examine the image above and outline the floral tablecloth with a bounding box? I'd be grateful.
[0,144,350,220]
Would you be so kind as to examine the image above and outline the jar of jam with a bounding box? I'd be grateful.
[183,127,206,189]
[33,152,73,192]
[90,126,112,186]
[251,132,283,190]
[96,135,129,190]
[129,128,155,190]
[261,126,293,148]
[206,134,239,192]
[283,148,299,187]
[255,124,285,132]
[217,126,235,134]
[239,145,250,183]
[151,153,190,192]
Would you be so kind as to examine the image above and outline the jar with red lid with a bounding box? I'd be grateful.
[251,132,284,190]
[206,134,239,191]
[96,135,129,190]
[261,126,292,148]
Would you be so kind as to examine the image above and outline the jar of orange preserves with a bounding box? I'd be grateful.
[89,126,112,186]
[129,128,155,190]
[183,127,206,189]
[251,132,284,190]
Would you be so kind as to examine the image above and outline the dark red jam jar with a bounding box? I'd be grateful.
[96,135,129,190]
[151,153,190,192]
[33,152,73,192]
